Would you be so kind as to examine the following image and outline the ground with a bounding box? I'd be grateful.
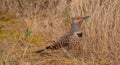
[0,0,120,65]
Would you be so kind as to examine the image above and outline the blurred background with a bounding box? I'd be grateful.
[0,0,120,65]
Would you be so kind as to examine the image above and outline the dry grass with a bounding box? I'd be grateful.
[0,0,120,65]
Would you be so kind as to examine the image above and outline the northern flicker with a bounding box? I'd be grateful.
[35,16,89,53]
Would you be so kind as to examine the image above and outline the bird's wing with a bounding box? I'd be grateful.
[46,33,73,50]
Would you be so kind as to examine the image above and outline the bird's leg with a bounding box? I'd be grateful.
[61,48,80,65]
[60,48,72,57]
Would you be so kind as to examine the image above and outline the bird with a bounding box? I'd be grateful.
[35,16,89,53]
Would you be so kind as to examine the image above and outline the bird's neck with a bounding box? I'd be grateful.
[70,24,81,33]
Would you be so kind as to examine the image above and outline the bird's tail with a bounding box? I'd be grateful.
[34,43,54,53]
[34,49,45,53]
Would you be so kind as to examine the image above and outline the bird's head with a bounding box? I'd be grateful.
[72,16,90,25]
[70,16,90,33]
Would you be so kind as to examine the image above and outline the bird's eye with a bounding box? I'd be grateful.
[77,18,79,20]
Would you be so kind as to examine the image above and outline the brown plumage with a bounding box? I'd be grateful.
[35,16,89,53]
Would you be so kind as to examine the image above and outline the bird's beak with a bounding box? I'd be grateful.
[82,16,90,20]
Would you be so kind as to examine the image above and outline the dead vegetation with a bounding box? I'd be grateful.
[0,0,120,65]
